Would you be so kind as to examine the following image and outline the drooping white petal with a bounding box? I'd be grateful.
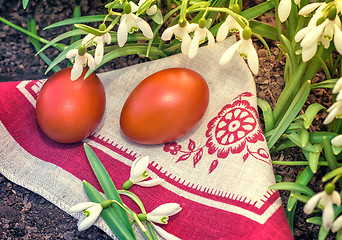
[334,25,342,55]
[82,33,95,46]
[69,202,96,212]
[206,29,215,47]
[70,55,84,81]
[301,21,327,48]
[332,135,342,147]
[104,32,111,44]
[85,53,96,70]
[278,0,292,22]
[150,203,182,217]
[135,178,164,187]
[216,21,230,42]
[188,31,201,59]
[150,223,181,240]
[161,25,177,41]
[136,17,153,39]
[66,49,78,59]
[294,0,300,5]
[324,104,341,124]
[146,5,158,15]
[332,215,342,232]
[298,3,323,16]
[187,23,198,32]
[118,15,128,47]
[180,33,191,56]
[295,27,311,43]
[301,44,318,62]
[333,78,342,94]
[322,200,334,230]
[219,41,241,65]
[131,156,150,180]
[303,192,324,214]
[332,191,341,206]
[94,37,104,65]
[77,204,102,231]
[336,91,342,101]
[247,41,259,74]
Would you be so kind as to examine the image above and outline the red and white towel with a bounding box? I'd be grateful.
[0,37,292,239]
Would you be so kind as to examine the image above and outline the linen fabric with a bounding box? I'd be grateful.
[0,37,292,239]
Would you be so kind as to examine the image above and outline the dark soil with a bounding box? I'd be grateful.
[0,0,333,239]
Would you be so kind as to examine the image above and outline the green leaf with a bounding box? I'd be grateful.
[323,136,338,170]
[44,15,110,30]
[150,8,163,25]
[268,80,311,149]
[307,217,322,225]
[83,144,135,238]
[309,132,338,144]
[44,39,83,75]
[22,0,29,9]
[240,0,274,19]
[71,6,82,45]
[286,132,317,152]
[257,98,274,133]
[74,23,104,36]
[249,20,280,41]
[287,166,314,211]
[84,44,167,78]
[308,145,323,173]
[303,103,326,129]
[83,181,135,240]
[27,19,61,73]
[269,182,315,197]
[322,167,342,182]
[37,29,85,55]
[318,225,329,240]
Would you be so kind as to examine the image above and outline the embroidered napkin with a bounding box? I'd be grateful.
[0,37,292,239]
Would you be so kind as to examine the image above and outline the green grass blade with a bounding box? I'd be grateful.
[83,181,135,240]
[37,29,85,55]
[257,98,274,133]
[268,80,311,149]
[249,20,280,41]
[44,15,109,30]
[241,0,274,20]
[269,182,315,197]
[84,45,167,78]
[22,0,29,9]
[83,144,135,238]
[27,19,61,73]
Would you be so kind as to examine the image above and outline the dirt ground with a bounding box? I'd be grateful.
[0,0,334,239]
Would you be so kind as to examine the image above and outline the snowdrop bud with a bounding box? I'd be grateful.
[325,183,335,194]
[99,23,106,31]
[123,1,132,14]
[198,18,206,28]
[100,199,113,209]
[328,6,337,21]
[242,27,252,40]
[178,19,187,27]
[78,46,87,56]
[232,3,240,14]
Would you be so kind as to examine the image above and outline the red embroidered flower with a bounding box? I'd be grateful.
[205,98,264,159]
[163,142,182,155]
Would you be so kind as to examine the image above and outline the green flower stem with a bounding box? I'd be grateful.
[273,61,308,124]
[206,7,247,28]
[179,0,189,21]
[0,16,66,51]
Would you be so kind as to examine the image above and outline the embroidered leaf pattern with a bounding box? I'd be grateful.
[188,139,196,151]
[176,153,191,163]
[193,148,203,167]
[209,159,219,174]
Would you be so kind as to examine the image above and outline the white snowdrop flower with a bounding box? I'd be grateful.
[216,15,242,42]
[219,27,259,75]
[66,47,95,81]
[69,201,104,231]
[82,31,111,65]
[150,223,181,240]
[331,135,342,148]
[332,214,342,232]
[278,0,292,22]
[334,23,342,55]
[298,2,324,16]
[122,156,164,189]
[304,183,341,230]
[324,101,342,125]
[147,203,182,224]
[161,20,197,56]
[188,19,215,59]
[130,0,158,16]
[117,1,153,47]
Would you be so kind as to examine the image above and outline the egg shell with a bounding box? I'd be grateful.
[120,68,209,145]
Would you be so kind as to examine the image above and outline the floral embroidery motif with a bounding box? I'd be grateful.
[163,92,271,173]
